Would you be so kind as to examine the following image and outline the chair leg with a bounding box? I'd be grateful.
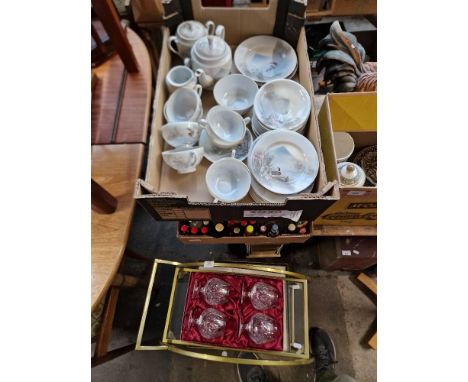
[94,287,120,359]
[111,273,140,288]
[92,250,151,365]
[91,0,139,73]
[124,248,153,264]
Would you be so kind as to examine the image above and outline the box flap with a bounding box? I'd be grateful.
[328,92,377,132]
[191,0,278,45]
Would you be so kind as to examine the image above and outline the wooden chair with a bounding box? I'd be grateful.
[91,0,155,367]
[91,144,151,367]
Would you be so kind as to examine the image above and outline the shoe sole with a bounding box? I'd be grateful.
[236,352,260,382]
[311,328,337,382]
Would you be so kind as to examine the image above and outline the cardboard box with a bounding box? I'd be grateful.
[315,236,377,271]
[134,0,340,222]
[315,92,377,226]
[306,0,377,18]
[176,223,312,245]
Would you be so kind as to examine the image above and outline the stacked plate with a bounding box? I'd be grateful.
[247,130,319,203]
[353,145,377,186]
[252,79,311,137]
[234,36,298,84]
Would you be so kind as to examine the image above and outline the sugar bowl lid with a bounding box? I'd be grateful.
[178,21,207,42]
[338,162,366,187]
[193,35,228,61]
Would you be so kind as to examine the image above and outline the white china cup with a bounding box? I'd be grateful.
[168,37,193,60]
[162,145,204,174]
[206,155,251,203]
[165,65,199,93]
[161,121,203,147]
[213,74,258,115]
[199,106,250,148]
[164,87,203,123]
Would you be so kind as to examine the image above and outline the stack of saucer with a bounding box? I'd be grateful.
[247,130,319,202]
[252,79,311,137]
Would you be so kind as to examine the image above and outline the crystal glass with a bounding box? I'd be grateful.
[238,313,278,345]
[241,281,279,310]
[188,308,226,340]
[192,277,230,306]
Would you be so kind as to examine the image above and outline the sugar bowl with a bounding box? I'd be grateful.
[337,162,366,187]
[186,34,232,88]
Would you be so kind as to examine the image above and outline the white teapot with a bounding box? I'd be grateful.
[168,20,223,59]
[185,33,232,89]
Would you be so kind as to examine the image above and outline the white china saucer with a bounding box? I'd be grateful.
[199,128,253,163]
[249,176,314,203]
[252,111,306,137]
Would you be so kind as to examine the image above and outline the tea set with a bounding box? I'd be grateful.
[161,19,320,203]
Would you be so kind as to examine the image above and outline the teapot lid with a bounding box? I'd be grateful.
[193,35,228,61]
[338,162,366,187]
[178,21,207,41]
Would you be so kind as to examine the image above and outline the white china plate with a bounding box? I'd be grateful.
[252,111,305,137]
[247,130,319,195]
[234,36,297,83]
[254,79,311,130]
[249,176,313,203]
[199,128,253,163]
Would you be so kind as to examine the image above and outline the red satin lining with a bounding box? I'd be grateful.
[181,272,283,351]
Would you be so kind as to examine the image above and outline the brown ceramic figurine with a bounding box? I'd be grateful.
[317,21,377,93]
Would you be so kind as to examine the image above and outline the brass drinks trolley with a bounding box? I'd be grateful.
[136,259,313,366]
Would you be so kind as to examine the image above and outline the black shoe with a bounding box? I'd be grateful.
[309,327,337,376]
[237,352,266,382]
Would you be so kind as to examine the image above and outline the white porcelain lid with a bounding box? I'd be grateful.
[338,162,365,186]
[193,36,228,61]
[178,21,207,41]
